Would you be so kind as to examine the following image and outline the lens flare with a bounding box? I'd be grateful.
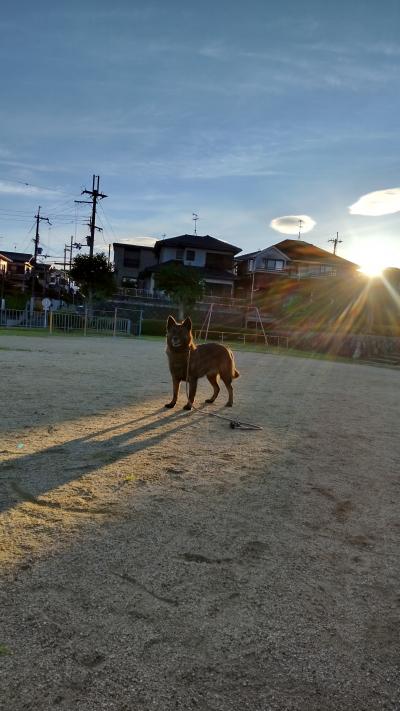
[358,262,384,278]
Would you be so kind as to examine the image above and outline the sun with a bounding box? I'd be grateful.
[358,259,385,278]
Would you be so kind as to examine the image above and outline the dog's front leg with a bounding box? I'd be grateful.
[165,377,180,408]
[183,377,197,411]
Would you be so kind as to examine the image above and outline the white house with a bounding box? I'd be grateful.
[141,234,242,297]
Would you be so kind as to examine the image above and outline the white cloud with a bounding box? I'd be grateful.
[197,43,228,60]
[0,180,62,197]
[349,188,400,216]
[270,214,316,235]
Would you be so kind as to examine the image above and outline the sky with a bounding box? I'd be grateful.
[1,0,400,271]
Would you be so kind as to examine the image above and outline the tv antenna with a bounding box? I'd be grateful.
[328,232,342,255]
[298,218,303,240]
[192,213,199,236]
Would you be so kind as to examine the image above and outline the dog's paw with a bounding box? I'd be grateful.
[225,402,233,408]
[165,402,176,409]
[205,398,214,404]
[183,403,192,411]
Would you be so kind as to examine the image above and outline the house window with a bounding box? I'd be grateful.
[320,264,335,275]
[123,248,140,268]
[123,256,140,268]
[263,259,284,271]
[176,249,184,261]
[186,250,195,261]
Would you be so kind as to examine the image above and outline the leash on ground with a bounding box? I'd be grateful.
[185,351,263,432]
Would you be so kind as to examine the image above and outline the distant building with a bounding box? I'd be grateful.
[113,242,155,288]
[0,252,11,275]
[0,251,33,291]
[140,234,242,297]
[235,239,359,295]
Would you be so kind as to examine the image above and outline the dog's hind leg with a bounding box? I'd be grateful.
[205,374,220,403]
[221,375,233,407]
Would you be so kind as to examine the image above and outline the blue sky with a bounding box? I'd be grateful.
[1,0,400,270]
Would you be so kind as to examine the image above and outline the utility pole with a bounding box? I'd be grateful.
[298,218,303,240]
[64,237,82,281]
[75,175,107,257]
[31,206,51,309]
[33,206,51,264]
[192,213,199,236]
[328,232,342,255]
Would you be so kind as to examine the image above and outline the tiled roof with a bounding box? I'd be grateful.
[0,252,12,262]
[235,251,259,261]
[113,242,154,250]
[154,234,241,254]
[272,240,358,266]
[0,251,33,263]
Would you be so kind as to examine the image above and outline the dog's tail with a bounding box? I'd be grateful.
[229,349,240,379]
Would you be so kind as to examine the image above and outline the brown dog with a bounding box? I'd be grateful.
[165,315,239,411]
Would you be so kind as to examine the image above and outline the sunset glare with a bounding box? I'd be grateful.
[359,261,385,278]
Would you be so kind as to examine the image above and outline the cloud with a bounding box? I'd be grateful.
[349,188,400,216]
[270,214,316,235]
[0,180,62,197]
[197,43,228,60]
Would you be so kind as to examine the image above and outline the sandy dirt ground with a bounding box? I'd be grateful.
[0,333,399,711]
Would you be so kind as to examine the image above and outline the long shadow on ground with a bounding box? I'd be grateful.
[0,406,194,515]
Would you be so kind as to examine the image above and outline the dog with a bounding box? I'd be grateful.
[165,315,239,411]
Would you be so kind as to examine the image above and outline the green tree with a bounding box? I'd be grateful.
[70,253,115,307]
[155,263,204,319]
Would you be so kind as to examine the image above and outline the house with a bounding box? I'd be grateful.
[235,239,359,295]
[0,252,11,275]
[140,234,242,297]
[113,242,156,288]
[0,251,33,291]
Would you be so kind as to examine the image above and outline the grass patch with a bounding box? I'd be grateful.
[123,474,136,482]
[0,644,11,655]
[0,328,51,337]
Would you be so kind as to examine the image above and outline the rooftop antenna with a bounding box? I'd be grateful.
[192,213,199,236]
[162,233,167,240]
[298,218,303,240]
[328,232,342,255]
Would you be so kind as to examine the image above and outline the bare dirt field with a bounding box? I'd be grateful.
[0,333,399,711]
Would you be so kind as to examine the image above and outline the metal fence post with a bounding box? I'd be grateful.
[113,307,117,337]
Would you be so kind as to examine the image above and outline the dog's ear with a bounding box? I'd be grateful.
[167,315,177,330]
[183,316,192,331]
